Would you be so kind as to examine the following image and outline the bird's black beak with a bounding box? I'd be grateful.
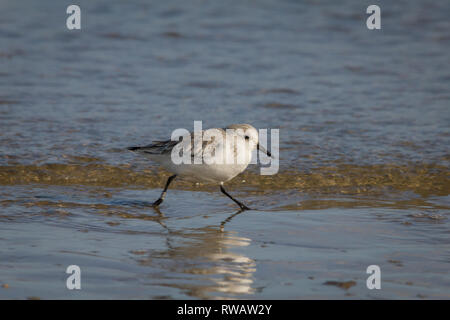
[257,143,272,158]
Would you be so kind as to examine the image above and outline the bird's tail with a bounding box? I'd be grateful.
[127,140,177,155]
[127,146,142,151]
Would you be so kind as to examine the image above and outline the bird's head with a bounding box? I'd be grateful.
[226,123,271,157]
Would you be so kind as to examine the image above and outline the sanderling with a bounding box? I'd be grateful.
[128,123,271,210]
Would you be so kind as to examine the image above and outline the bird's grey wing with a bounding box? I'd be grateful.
[128,128,226,158]
[190,128,226,160]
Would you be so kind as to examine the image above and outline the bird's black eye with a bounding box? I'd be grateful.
[245,135,250,140]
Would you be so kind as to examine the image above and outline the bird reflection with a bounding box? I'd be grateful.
[134,207,256,299]
[220,209,245,232]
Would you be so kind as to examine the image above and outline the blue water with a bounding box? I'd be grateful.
[0,0,449,299]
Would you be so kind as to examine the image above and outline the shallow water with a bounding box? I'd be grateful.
[1,0,449,299]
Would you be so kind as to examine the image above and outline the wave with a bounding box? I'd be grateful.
[0,162,448,197]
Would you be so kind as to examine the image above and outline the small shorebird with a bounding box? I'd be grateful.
[128,124,271,210]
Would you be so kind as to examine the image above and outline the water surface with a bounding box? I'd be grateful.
[0,0,449,299]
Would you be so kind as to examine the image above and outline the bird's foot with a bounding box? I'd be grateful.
[152,198,163,207]
[239,203,251,211]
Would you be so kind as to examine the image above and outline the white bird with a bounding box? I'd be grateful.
[128,124,271,210]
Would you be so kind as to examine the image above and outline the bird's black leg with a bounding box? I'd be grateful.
[153,174,177,207]
[220,184,251,210]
